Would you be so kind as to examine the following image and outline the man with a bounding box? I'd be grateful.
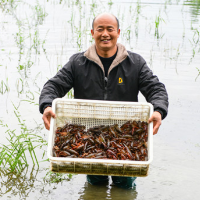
[39,13,168,189]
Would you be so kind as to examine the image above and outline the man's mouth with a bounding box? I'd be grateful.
[101,39,111,42]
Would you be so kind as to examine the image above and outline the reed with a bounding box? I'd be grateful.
[14,26,24,63]
[134,0,142,38]
[123,26,131,42]
[34,1,48,26]
[75,26,83,51]
[0,0,18,13]
[154,10,165,39]
[195,67,200,81]
[0,104,47,173]
[90,1,97,16]
[108,0,113,10]
[0,78,9,94]
[189,27,200,63]
[16,78,24,95]
[175,44,180,73]
[67,89,74,99]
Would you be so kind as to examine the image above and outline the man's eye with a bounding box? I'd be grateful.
[108,29,113,32]
[97,29,103,32]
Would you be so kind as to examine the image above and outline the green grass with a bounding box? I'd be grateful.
[0,104,47,174]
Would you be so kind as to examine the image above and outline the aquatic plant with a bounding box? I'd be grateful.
[149,47,154,69]
[123,26,131,42]
[0,78,9,94]
[14,26,25,63]
[169,44,181,73]
[75,26,83,51]
[0,0,18,13]
[34,0,48,26]
[0,104,47,173]
[17,60,34,78]
[134,0,142,38]
[195,67,200,81]
[16,78,24,95]
[154,10,165,39]
[90,0,97,16]
[189,27,200,63]
[44,171,73,183]
[67,89,74,99]
[191,27,199,45]
[2,0,49,76]
[154,15,163,39]
[108,0,113,10]
[175,44,180,73]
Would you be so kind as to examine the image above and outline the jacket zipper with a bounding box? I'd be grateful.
[104,76,108,100]
[93,62,113,100]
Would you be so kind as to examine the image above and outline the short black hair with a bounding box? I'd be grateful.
[92,14,119,31]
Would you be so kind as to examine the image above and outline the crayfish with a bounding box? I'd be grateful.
[53,121,148,161]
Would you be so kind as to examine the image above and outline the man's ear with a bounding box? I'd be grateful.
[117,29,121,38]
[91,29,94,38]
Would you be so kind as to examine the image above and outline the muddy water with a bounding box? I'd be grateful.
[0,0,200,199]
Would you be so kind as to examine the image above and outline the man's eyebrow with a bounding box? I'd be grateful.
[96,25,115,28]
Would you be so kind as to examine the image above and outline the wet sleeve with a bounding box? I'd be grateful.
[39,60,74,114]
[138,57,169,120]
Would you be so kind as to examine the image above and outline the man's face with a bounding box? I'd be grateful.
[91,14,120,56]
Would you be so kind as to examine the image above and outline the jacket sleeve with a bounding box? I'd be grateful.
[138,57,169,120]
[39,59,74,114]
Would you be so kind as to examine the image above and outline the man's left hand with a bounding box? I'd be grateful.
[148,111,162,135]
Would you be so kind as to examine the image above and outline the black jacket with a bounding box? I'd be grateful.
[39,43,168,119]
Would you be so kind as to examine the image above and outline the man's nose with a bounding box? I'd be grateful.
[102,29,109,37]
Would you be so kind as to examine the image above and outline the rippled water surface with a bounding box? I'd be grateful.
[0,0,200,199]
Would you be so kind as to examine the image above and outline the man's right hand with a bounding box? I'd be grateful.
[42,107,56,130]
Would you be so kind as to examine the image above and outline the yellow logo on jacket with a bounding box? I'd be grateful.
[119,77,123,84]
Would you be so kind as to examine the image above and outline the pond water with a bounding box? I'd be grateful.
[0,0,200,199]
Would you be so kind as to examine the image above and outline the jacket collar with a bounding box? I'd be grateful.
[84,43,128,76]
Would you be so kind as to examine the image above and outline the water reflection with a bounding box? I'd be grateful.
[184,0,200,22]
[78,181,138,200]
[0,167,38,198]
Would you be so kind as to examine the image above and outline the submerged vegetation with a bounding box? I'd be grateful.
[44,171,73,183]
[0,0,200,198]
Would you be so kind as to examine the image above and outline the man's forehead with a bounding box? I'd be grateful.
[94,14,117,27]
[95,13,116,20]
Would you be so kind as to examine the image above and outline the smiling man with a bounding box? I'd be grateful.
[91,13,120,58]
[39,13,168,189]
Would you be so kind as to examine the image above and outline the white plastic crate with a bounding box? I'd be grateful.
[48,98,153,177]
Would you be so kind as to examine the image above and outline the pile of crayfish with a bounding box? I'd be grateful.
[53,121,148,161]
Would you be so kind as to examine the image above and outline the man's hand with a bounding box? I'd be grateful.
[148,111,162,135]
[42,107,56,130]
